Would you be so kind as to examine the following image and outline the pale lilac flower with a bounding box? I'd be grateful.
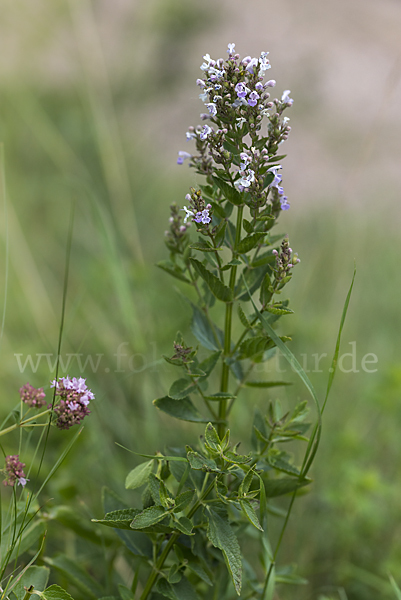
[255,82,264,92]
[236,116,247,127]
[177,151,192,165]
[266,80,276,87]
[199,124,212,141]
[240,152,251,170]
[248,91,260,107]
[200,53,213,71]
[232,97,248,108]
[227,43,235,55]
[267,165,283,188]
[205,103,217,117]
[208,67,225,81]
[186,131,196,141]
[281,90,293,105]
[280,196,290,210]
[194,209,211,224]
[246,58,259,74]
[196,78,205,87]
[277,186,285,195]
[199,91,208,103]
[235,169,255,189]
[235,82,248,98]
[181,206,195,223]
[214,84,222,91]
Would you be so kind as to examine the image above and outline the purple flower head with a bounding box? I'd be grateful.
[280,196,290,210]
[281,90,294,105]
[277,186,285,196]
[205,103,217,117]
[235,169,255,189]
[196,78,205,87]
[227,43,236,55]
[51,376,94,430]
[208,67,224,82]
[194,209,211,225]
[177,151,192,165]
[19,383,46,408]
[248,91,260,107]
[240,152,251,170]
[3,455,28,487]
[199,124,212,141]
[255,82,264,92]
[235,82,248,98]
[246,58,259,74]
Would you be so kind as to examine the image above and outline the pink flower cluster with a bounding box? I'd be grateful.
[19,382,46,408]
[50,376,94,430]
[3,455,28,487]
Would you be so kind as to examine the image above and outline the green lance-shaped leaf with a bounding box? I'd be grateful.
[92,508,141,530]
[206,508,242,595]
[263,477,311,498]
[168,378,196,400]
[245,380,292,388]
[130,505,170,529]
[125,460,154,490]
[173,489,196,513]
[173,515,194,535]
[266,304,294,316]
[238,304,251,328]
[190,239,223,252]
[190,258,233,302]
[236,232,266,254]
[240,499,263,531]
[204,422,221,452]
[238,335,275,360]
[153,396,210,423]
[212,175,243,206]
[156,261,191,283]
[190,302,223,351]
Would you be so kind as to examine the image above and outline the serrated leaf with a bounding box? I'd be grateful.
[204,422,221,452]
[156,261,191,283]
[263,477,311,498]
[168,378,195,400]
[266,304,294,316]
[11,566,50,600]
[190,258,233,302]
[92,508,141,530]
[245,381,292,388]
[37,585,74,600]
[242,219,254,234]
[237,233,266,254]
[125,460,153,490]
[240,499,263,531]
[173,516,194,535]
[207,508,242,595]
[190,240,223,252]
[187,451,220,472]
[238,304,251,328]
[130,506,170,529]
[157,577,198,600]
[238,336,274,360]
[267,454,300,476]
[173,489,196,513]
[212,176,243,206]
[190,303,223,351]
[153,396,210,423]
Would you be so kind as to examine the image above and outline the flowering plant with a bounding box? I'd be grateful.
[94,44,353,599]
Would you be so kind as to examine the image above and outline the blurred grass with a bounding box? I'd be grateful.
[0,2,400,598]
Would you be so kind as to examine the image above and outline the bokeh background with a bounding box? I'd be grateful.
[0,0,401,598]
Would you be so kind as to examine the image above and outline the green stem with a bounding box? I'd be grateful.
[0,410,51,438]
[139,478,216,600]
[218,205,243,438]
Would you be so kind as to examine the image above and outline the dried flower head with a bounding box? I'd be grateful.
[19,382,46,408]
[3,455,28,487]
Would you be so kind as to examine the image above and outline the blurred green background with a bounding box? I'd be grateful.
[0,0,401,598]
